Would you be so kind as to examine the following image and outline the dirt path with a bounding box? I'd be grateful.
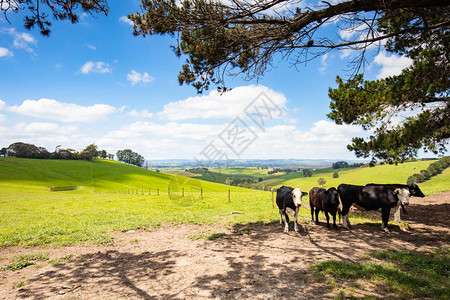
[1,192,449,299]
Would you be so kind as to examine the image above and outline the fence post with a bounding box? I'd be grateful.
[201,188,203,199]
[149,188,151,196]
[168,187,170,196]
[136,188,138,195]
[157,188,159,196]
[142,188,143,195]
[271,189,274,208]
[182,187,184,197]
[228,189,230,202]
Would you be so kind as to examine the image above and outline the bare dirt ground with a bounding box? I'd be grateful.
[1,192,449,299]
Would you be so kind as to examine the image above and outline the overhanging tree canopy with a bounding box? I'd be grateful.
[130,0,449,92]
[130,0,449,162]
[1,0,109,35]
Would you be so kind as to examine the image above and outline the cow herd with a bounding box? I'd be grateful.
[276,183,425,233]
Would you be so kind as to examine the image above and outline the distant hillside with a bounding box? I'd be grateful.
[258,160,450,196]
[148,158,367,169]
[0,157,244,193]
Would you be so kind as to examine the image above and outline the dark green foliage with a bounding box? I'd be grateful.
[2,142,108,161]
[1,0,109,36]
[303,169,312,177]
[328,6,449,163]
[6,142,50,159]
[407,156,449,184]
[332,171,339,178]
[130,0,449,93]
[267,168,301,175]
[81,144,99,161]
[116,149,145,167]
[332,161,349,169]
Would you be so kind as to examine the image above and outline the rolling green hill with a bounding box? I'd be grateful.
[259,160,450,195]
[0,157,247,193]
[0,157,272,246]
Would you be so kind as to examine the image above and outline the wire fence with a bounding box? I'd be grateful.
[103,187,276,206]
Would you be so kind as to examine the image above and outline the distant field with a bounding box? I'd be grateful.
[260,160,450,195]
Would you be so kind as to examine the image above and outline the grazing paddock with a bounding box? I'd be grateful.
[1,158,449,298]
[0,191,448,299]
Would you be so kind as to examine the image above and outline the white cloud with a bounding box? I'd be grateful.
[79,61,112,74]
[1,122,78,138]
[8,98,117,123]
[105,122,222,141]
[119,16,134,26]
[319,53,329,74]
[0,99,6,110]
[158,85,287,120]
[127,70,154,85]
[84,44,96,50]
[127,109,154,118]
[0,114,5,123]
[94,118,363,160]
[1,28,36,53]
[237,120,363,159]
[0,46,12,57]
[373,52,413,79]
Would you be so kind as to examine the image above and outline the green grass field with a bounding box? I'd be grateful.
[0,157,449,247]
[262,160,450,195]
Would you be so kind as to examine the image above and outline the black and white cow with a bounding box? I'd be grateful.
[276,185,308,232]
[337,184,410,232]
[366,183,425,221]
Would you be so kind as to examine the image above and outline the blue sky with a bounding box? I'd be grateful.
[0,1,414,161]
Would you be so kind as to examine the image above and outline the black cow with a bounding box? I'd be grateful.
[366,183,425,197]
[338,184,411,231]
[366,183,425,218]
[309,187,341,230]
[276,185,308,232]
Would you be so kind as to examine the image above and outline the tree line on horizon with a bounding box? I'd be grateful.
[0,142,145,167]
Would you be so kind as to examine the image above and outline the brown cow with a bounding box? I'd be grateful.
[309,187,341,230]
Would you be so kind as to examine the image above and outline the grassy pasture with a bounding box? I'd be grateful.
[312,248,450,299]
[0,157,449,247]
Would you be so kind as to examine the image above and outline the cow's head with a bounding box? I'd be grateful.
[394,188,410,205]
[292,188,308,206]
[409,184,425,197]
[326,187,339,202]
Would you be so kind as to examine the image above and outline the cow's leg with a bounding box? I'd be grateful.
[381,207,390,232]
[331,211,338,230]
[284,211,290,232]
[341,204,352,229]
[294,206,300,232]
[325,211,331,230]
[279,209,284,224]
[310,204,315,224]
[315,208,320,224]
[394,202,401,223]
